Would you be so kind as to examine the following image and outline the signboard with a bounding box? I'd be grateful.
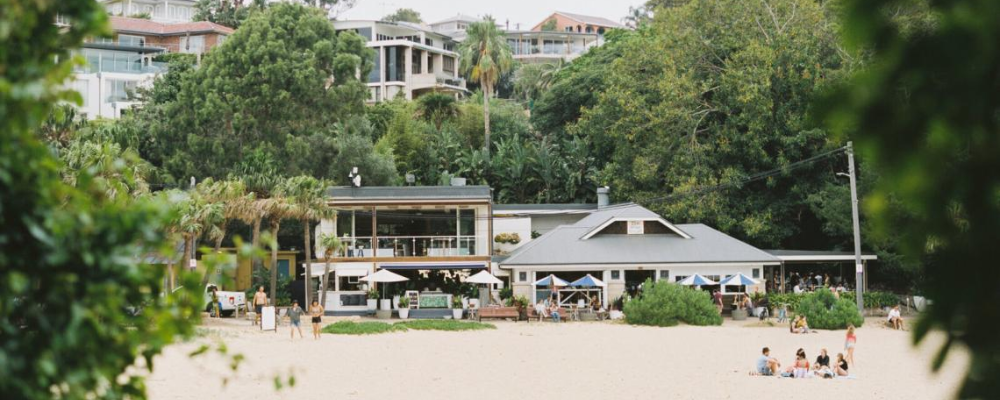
[627,220,644,235]
[260,306,277,331]
[856,263,864,274]
[188,259,197,269]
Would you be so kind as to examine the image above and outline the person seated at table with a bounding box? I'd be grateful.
[742,294,753,311]
[755,347,780,376]
[888,305,905,329]
[548,301,561,322]
[834,353,849,376]
[588,295,600,311]
[534,300,547,322]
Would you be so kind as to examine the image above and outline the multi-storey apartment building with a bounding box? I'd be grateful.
[70,16,233,119]
[333,20,467,103]
[98,0,198,23]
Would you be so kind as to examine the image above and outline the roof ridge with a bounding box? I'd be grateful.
[501,225,569,264]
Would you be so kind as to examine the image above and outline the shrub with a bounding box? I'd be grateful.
[396,320,495,331]
[624,280,722,327]
[768,292,806,312]
[398,296,410,308]
[494,232,521,244]
[863,291,900,309]
[499,287,513,301]
[796,289,864,329]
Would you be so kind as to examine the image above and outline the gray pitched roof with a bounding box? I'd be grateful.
[430,14,481,25]
[493,203,597,214]
[554,11,626,29]
[501,204,779,266]
[326,185,491,201]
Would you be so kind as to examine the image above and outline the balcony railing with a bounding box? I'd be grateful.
[336,236,480,258]
[76,60,168,75]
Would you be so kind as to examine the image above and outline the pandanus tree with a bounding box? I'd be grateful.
[278,176,331,307]
[265,196,294,302]
[458,17,514,156]
[197,178,251,286]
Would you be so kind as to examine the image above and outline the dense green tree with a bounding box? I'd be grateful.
[1,1,203,398]
[416,93,459,129]
[382,7,422,23]
[820,0,1000,396]
[192,0,267,28]
[572,0,845,247]
[459,18,514,156]
[151,3,373,184]
[513,60,564,104]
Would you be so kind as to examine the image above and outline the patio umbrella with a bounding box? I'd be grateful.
[532,274,569,287]
[569,274,606,287]
[718,273,758,287]
[678,274,718,286]
[465,270,503,306]
[360,269,409,299]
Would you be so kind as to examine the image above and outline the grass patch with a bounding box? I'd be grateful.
[321,321,407,335]
[396,320,496,331]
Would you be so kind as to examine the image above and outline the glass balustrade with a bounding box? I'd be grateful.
[336,236,479,258]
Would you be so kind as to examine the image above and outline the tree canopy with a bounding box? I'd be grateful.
[382,8,422,23]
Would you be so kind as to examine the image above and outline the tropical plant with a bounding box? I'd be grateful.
[452,295,464,309]
[796,290,864,330]
[624,280,722,327]
[382,7,422,23]
[265,197,294,302]
[366,288,380,300]
[319,233,345,307]
[416,93,459,129]
[493,232,521,244]
[498,287,513,301]
[458,17,514,156]
[513,60,564,104]
[398,296,410,308]
[278,175,330,306]
[863,291,901,310]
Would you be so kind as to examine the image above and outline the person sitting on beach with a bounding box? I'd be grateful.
[813,348,834,378]
[793,350,811,378]
[888,305,905,330]
[756,347,780,376]
[834,353,849,376]
[742,294,753,311]
[534,300,547,322]
[791,315,805,334]
[548,301,561,323]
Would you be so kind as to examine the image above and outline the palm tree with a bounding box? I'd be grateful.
[319,233,344,307]
[278,176,331,307]
[459,17,514,157]
[197,179,250,287]
[265,196,294,303]
[513,60,564,105]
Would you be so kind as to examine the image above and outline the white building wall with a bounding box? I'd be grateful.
[491,216,532,253]
[70,71,157,119]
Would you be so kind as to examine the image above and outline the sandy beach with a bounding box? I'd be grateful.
[148,317,967,400]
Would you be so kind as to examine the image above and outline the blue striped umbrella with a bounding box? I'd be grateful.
[532,274,569,287]
[569,274,607,287]
[678,274,718,286]
[719,273,759,287]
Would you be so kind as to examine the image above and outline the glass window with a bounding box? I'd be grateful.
[753,268,760,279]
[118,34,144,47]
[518,272,527,282]
[180,35,205,54]
[105,79,136,102]
[675,275,689,283]
[442,56,455,73]
[459,209,475,236]
[369,48,381,83]
[611,270,621,280]
[659,270,670,280]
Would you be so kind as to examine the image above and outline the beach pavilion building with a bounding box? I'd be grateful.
[498,203,782,306]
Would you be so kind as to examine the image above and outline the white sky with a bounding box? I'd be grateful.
[338,0,646,30]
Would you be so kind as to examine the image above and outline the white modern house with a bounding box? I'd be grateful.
[428,14,482,42]
[333,20,468,103]
[98,0,198,23]
[69,16,233,119]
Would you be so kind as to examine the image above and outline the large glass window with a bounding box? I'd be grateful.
[118,34,144,47]
[105,79,137,102]
[369,48,381,83]
[383,46,405,82]
[180,35,205,54]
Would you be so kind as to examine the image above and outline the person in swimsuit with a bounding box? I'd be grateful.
[834,353,850,376]
[845,324,857,366]
[309,300,324,340]
[252,286,267,325]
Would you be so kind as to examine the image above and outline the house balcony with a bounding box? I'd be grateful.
[333,235,482,261]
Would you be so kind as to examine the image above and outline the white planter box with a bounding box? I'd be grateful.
[366,299,377,311]
[399,308,410,319]
[452,309,463,319]
[380,299,391,310]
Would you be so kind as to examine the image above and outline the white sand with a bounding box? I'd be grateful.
[147,317,967,400]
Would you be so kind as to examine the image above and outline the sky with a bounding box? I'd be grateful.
[337,0,646,30]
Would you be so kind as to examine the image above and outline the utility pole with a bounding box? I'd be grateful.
[846,142,864,312]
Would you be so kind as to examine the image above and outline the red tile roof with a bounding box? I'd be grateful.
[109,16,235,36]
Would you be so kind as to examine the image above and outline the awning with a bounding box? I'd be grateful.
[336,269,369,277]
[379,262,487,270]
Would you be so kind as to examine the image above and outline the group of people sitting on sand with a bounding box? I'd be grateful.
[790,314,813,334]
[756,347,851,378]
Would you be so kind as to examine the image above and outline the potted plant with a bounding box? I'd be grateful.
[398,296,410,319]
[451,296,464,319]
[366,288,379,312]
[513,295,530,321]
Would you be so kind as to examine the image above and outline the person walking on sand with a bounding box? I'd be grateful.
[845,324,857,366]
[309,300,324,339]
[287,300,304,340]
[713,290,724,314]
[252,286,268,325]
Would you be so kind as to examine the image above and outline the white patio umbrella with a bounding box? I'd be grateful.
[465,270,503,306]
[678,274,718,286]
[360,269,409,299]
[718,273,758,287]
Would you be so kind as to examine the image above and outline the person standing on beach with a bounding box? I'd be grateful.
[287,300,304,340]
[252,286,267,325]
[845,324,857,366]
[713,290,724,314]
[309,300,324,339]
